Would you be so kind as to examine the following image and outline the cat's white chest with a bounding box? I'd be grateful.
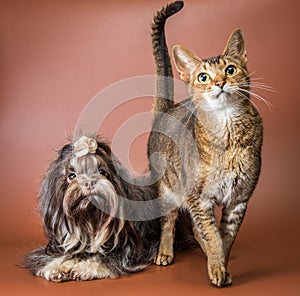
[212,104,237,127]
[199,102,238,138]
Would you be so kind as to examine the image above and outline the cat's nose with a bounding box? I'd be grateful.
[215,80,226,89]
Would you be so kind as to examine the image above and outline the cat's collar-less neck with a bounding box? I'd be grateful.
[196,95,247,115]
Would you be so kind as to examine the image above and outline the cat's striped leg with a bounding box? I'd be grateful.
[192,223,208,255]
[155,208,178,266]
[189,199,232,287]
[220,201,248,267]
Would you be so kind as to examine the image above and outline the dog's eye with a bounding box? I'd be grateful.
[67,172,77,183]
[99,169,110,179]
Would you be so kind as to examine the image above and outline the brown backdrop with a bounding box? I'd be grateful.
[1,0,299,295]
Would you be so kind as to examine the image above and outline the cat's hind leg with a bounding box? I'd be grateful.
[155,208,178,266]
[192,223,208,255]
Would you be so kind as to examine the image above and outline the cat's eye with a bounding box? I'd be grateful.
[198,73,210,83]
[99,169,110,179]
[67,172,77,183]
[225,65,237,76]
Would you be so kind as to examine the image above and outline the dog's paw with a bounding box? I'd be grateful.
[36,257,77,282]
[46,269,70,282]
[155,253,174,266]
[71,259,115,281]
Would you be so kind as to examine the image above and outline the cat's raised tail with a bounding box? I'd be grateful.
[151,1,184,115]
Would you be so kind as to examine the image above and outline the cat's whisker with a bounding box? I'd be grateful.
[241,73,276,93]
[250,83,277,93]
[186,101,200,122]
[231,84,265,111]
[242,71,270,83]
[180,99,199,122]
[180,99,194,107]
[238,80,276,92]
[242,70,257,81]
[246,89,273,108]
[236,87,273,109]
[235,90,261,112]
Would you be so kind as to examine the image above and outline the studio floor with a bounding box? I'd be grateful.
[2,206,299,296]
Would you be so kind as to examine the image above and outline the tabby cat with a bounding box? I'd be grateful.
[148,1,263,287]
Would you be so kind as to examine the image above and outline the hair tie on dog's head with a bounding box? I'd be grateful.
[73,136,98,157]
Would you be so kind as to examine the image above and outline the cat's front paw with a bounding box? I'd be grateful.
[155,253,174,266]
[208,265,232,287]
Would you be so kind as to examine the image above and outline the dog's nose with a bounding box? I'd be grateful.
[84,180,96,191]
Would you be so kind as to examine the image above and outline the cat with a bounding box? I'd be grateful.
[148,1,263,287]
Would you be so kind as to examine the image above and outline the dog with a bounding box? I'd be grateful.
[23,136,161,282]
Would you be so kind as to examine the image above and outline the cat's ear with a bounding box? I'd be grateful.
[222,29,247,66]
[172,45,202,83]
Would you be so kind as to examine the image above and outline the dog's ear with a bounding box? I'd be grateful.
[40,143,72,215]
[96,141,112,156]
[39,146,71,242]
[58,144,73,161]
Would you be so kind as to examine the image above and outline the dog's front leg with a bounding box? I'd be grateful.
[36,255,115,282]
